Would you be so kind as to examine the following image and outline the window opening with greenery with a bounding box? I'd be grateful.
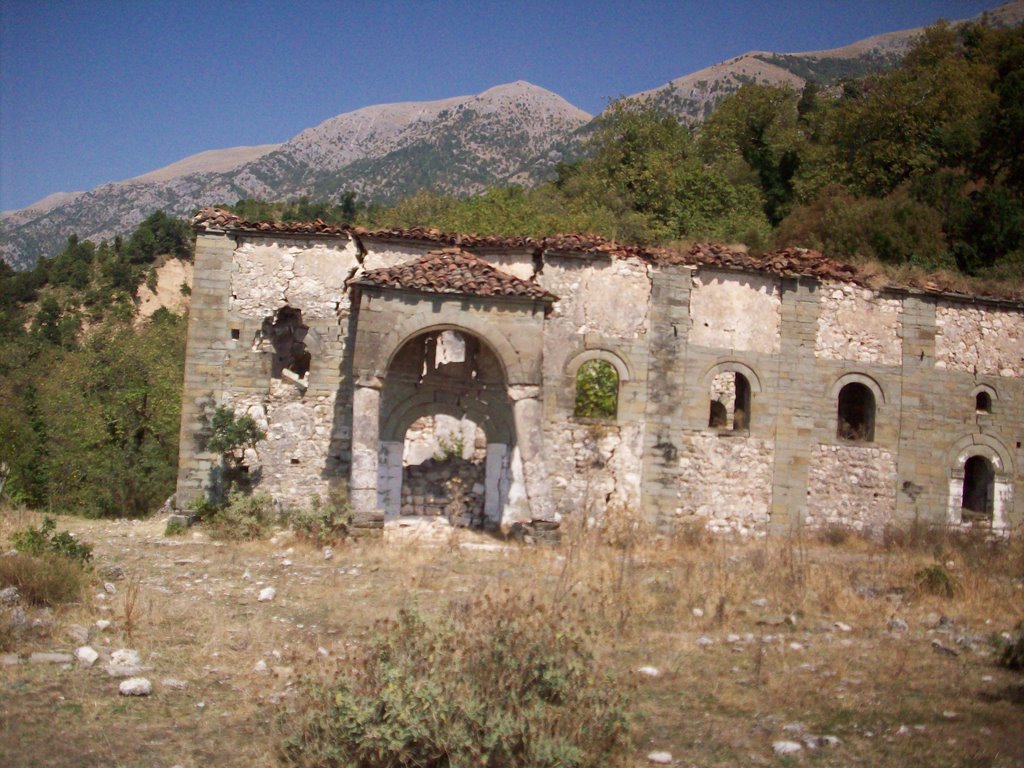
[574,359,619,419]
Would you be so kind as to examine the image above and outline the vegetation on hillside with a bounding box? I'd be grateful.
[0,211,192,517]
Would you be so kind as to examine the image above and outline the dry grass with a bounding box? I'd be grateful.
[1,508,1022,767]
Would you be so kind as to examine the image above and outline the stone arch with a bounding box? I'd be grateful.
[945,432,1014,530]
[565,348,633,383]
[828,372,885,405]
[971,383,998,414]
[701,359,763,394]
[377,317,524,383]
[381,390,514,445]
[702,360,761,431]
[375,326,517,528]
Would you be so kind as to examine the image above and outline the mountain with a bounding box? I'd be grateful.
[627,1,1024,123]
[0,82,591,268]
[4,2,1022,269]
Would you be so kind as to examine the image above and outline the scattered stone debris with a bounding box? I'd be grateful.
[106,648,143,677]
[103,582,117,595]
[647,751,673,764]
[0,653,20,666]
[887,617,909,632]
[931,639,959,657]
[99,564,126,581]
[75,646,99,667]
[119,677,153,696]
[258,587,277,602]
[65,624,90,645]
[637,666,661,677]
[0,586,19,606]
[696,636,715,648]
[161,678,188,690]
[773,740,803,756]
[95,619,111,631]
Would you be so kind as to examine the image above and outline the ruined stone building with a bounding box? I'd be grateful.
[175,208,1024,535]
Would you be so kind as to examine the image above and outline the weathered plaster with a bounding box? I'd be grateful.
[688,271,781,353]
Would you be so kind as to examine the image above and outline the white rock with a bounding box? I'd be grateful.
[696,636,714,648]
[834,622,852,633]
[103,582,117,595]
[317,647,329,657]
[647,751,673,764]
[281,559,293,567]
[752,598,768,608]
[95,619,111,631]
[253,659,268,673]
[727,634,741,643]
[691,607,704,618]
[106,648,142,677]
[161,678,188,690]
[636,666,661,677]
[258,587,276,602]
[0,653,20,666]
[773,740,802,755]
[322,547,333,560]
[119,677,152,696]
[0,586,19,605]
[75,646,99,667]
[789,642,804,651]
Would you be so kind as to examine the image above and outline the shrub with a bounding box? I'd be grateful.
[164,519,186,536]
[280,595,633,768]
[997,622,1024,672]
[11,516,92,563]
[914,563,959,598]
[288,490,350,546]
[208,492,278,541]
[0,553,87,607]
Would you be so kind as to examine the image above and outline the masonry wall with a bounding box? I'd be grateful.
[178,228,1024,535]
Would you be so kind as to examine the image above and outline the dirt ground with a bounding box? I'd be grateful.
[2,510,1023,768]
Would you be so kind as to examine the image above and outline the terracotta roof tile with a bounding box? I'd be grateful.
[192,208,350,236]
[351,248,556,301]
[351,225,536,249]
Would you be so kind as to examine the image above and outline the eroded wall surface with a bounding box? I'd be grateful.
[675,433,774,534]
[688,272,781,353]
[935,304,1024,377]
[805,444,898,531]
[816,284,902,366]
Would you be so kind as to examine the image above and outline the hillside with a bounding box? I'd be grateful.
[2,1,1021,269]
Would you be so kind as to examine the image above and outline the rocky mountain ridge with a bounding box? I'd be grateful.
[3,2,1021,269]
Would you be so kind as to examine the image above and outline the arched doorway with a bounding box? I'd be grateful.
[377,328,517,529]
[961,455,995,523]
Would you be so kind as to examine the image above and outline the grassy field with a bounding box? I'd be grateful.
[1,507,1022,767]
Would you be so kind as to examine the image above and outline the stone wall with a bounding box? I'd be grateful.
[805,444,898,531]
[816,283,902,366]
[225,382,337,509]
[675,433,774,534]
[400,456,486,526]
[546,421,644,519]
[935,304,1024,377]
[688,271,781,353]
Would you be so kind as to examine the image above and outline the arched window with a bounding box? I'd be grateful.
[975,391,992,413]
[837,382,875,442]
[961,455,994,522]
[708,371,751,431]
[574,359,618,419]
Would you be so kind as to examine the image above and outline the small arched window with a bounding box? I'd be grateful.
[708,371,751,431]
[961,455,995,522]
[975,391,992,413]
[574,359,618,419]
[837,382,875,442]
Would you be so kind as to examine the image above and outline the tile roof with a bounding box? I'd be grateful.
[192,208,350,236]
[351,248,556,301]
[351,225,536,249]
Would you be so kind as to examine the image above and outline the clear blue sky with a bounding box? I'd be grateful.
[0,0,1004,211]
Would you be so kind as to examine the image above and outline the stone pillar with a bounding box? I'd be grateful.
[349,378,385,529]
[377,441,404,518]
[484,443,510,527]
[508,385,554,521]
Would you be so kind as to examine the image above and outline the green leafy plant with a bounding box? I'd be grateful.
[574,359,619,419]
[11,516,92,563]
[288,488,350,546]
[914,562,959,598]
[433,432,466,461]
[280,594,632,768]
[206,405,266,459]
[164,519,186,536]
[208,492,278,541]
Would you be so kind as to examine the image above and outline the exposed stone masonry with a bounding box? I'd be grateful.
[176,211,1024,537]
[935,304,1024,377]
